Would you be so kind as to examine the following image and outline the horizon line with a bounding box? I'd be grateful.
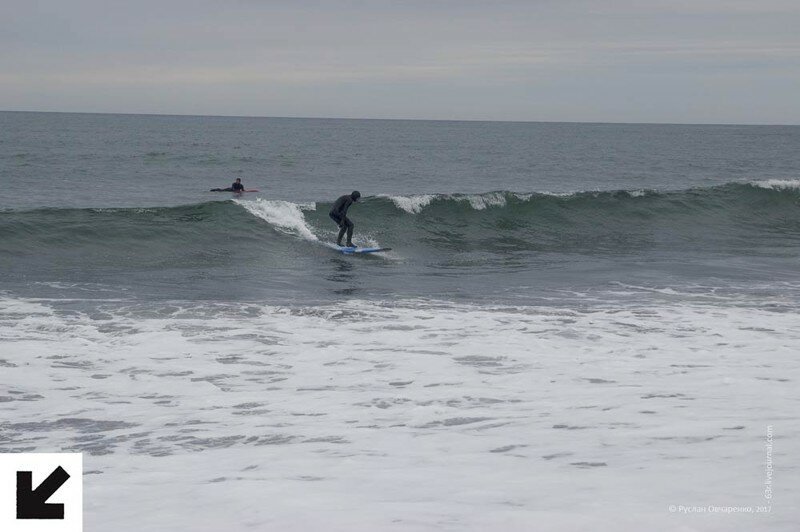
[2,108,798,128]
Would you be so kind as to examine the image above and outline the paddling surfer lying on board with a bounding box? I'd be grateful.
[210,178,246,192]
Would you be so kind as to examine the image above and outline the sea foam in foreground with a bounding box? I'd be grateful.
[2,295,797,531]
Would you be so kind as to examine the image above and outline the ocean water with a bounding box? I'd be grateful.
[1,111,799,530]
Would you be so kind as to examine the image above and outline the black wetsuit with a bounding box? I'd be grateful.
[210,181,245,192]
[329,195,355,246]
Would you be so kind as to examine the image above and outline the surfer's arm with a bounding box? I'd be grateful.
[337,199,353,217]
[331,199,346,217]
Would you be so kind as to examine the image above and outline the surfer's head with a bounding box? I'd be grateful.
[351,190,361,201]
[235,178,242,183]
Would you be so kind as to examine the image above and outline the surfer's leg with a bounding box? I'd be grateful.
[344,218,354,246]
[336,225,347,246]
[330,213,346,245]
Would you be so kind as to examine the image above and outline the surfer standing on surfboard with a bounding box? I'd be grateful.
[329,190,361,247]
[210,178,245,192]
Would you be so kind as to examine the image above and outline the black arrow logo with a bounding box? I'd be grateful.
[17,466,70,519]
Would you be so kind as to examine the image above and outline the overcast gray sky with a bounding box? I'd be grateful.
[1,0,799,124]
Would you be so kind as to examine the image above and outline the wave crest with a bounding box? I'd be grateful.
[235,198,318,240]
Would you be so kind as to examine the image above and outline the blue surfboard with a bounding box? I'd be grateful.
[326,243,391,254]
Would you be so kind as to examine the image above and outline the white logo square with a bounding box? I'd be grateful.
[0,453,82,532]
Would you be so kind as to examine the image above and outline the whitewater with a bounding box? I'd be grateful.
[3,296,797,530]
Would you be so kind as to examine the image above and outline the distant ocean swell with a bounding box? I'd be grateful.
[1,181,798,258]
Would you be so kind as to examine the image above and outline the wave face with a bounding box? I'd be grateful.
[2,182,799,258]
[353,181,800,254]
[2,181,799,304]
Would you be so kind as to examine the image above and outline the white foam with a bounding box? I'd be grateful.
[386,192,533,214]
[532,190,576,198]
[234,198,318,240]
[463,192,507,210]
[384,194,436,214]
[2,296,798,530]
[750,179,800,190]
